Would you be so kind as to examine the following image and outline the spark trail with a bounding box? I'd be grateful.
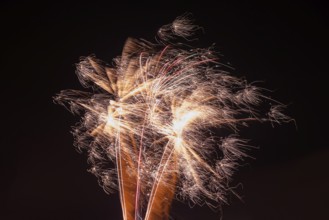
[55,14,290,220]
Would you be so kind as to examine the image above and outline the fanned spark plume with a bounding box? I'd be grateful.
[55,15,290,220]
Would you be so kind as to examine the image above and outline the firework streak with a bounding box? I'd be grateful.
[55,15,290,220]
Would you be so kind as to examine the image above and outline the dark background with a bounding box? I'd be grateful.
[1,1,328,219]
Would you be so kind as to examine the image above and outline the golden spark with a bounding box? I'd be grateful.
[55,14,291,220]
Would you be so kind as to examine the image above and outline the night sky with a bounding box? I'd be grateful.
[1,1,328,219]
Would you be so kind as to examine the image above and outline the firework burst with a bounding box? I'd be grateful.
[55,14,290,220]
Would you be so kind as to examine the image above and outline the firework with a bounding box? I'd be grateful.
[55,14,290,220]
